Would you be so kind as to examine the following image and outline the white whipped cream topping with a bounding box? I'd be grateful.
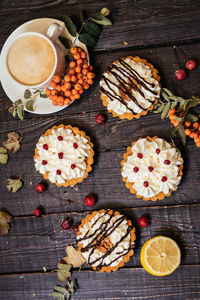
[77,211,134,268]
[34,127,91,184]
[122,138,183,198]
[100,57,161,115]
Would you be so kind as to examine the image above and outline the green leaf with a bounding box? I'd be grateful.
[40,93,49,98]
[161,90,170,102]
[12,110,17,118]
[50,292,65,300]
[100,7,110,16]
[25,100,34,111]
[67,280,74,295]
[185,113,198,122]
[0,152,8,164]
[13,99,22,107]
[59,36,71,49]
[78,33,96,47]
[162,88,173,96]
[171,100,178,109]
[17,105,24,120]
[63,16,77,37]
[0,146,7,154]
[161,102,170,119]
[54,286,68,294]
[57,263,72,282]
[153,103,164,114]
[24,89,32,99]
[173,125,186,146]
[92,14,112,25]
[83,22,101,36]
[6,178,23,193]
[0,211,12,235]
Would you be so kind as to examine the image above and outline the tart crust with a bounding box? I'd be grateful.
[121,136,183,201]
[34,124,94,187]
[100,56,161,120]
[77,209,136,272]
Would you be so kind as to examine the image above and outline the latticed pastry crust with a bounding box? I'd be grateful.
[121,136,183,201]
[34,124,94,187]
[77,209,136,272]
[100,56,161,120]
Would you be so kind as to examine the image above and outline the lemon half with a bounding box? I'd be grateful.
[140,236,181,276]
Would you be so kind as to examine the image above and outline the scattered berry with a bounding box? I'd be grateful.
[95,113,105,124]
[72,224,79,233]
[175,69,186,80]
[61,218,72,230]
[84,195,95,207]
[60,259,66,264]
[133,166,139,173]
[34,208,42,217]
[35,183,46,193]
[138,216,149,227]
[186,59,197,70]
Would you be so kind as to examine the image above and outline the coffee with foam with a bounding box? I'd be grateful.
[7,35,55,85]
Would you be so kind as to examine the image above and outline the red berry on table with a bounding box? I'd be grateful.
[95,113,105,124]
[34,208,42,217]
[175,69,186,80]
[35,183,46,193]
[138,216,149,227]
[186,59,197,70]
[61,218,72,230]
[72,224,79,233]
[84,195,95,207]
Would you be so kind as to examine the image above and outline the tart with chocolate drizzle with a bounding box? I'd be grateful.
[100,56,161,119]
[77,209,136,272]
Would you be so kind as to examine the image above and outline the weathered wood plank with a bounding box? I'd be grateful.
[0,204,199,274]
[0,265,200,299]
[1,0,200,51]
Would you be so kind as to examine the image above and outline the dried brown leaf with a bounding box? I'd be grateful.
[7,178,23,193]
[3,131,21,153]
[0,211,12,235]
[63,245,85,268]
[57,263,72,282]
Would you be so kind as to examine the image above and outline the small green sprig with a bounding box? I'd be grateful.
[50,281,75,300]
[8,89,48,120]
[61,7,112,48]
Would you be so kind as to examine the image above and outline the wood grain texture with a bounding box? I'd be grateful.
[0,204,199,274]
[0,265,200,299]
[0,0,200,50]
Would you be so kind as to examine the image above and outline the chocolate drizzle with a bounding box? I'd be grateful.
[77,211,135,270]
[100,57,159,114]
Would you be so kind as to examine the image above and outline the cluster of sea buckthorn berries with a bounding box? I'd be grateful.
[168,108,181,127]
[184,120,200,147]
[45,47,95,106]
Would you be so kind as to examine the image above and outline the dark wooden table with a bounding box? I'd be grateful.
[0,1,200,299]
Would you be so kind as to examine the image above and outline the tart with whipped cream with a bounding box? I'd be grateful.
[100,56,161,119]
[34,125,94,187]
[77,209,136,272]
[121,136,183,201]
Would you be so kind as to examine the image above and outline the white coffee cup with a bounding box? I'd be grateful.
[6,23,65,89]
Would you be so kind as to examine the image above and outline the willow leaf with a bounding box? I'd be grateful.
[162,88,173,96]
[161,102,170,119]
[161,90,170,102]
[185,113,198,122]
[50,292,65,300]
[153,103,164,113]
[176,125,186,146]
[171,100,178,109]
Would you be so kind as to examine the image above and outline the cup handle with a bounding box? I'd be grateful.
[46,23,63,43]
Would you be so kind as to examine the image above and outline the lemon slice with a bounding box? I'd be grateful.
[140,236,181,276]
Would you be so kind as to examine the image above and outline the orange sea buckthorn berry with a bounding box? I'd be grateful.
[74,93,80,99]
[184,121,191,128]
[88,65,94,71]
[77,73,83,79]
[50,81,57,88]
[71,75,77,82]
[64,98,71,105]
[88,79,94,85]
[169,114,174,120]
[56,85,61,92]
[78,78,84,85]
[45,88,51,96]
[52,95,58,101]
[52,99,58,106]
[83,59,87,64]
[70,95,75,101]
[57,96,64,106]
[74,83,81,90]
[68,68,75,76]
[185,128,191,135]
[77,59,83,65]
[169,108,176,115]
[72,89,78,95]
[194,137,200,143]
[69,61,76,68]
[75,66,82,73]
[196,142,200,147]
[77,48,82,53]
[64,75,71,82]
[64,82,71,90]
[87,72,95,79]
[79,88,84,94]
[65,90,71,97]
[74,53,80,60]
[84,83,90,90]
[174,121,180,127]
[80,51,86,59]
[82,64,88,69]
[82,68,89,75]
[193,132,199,139]
[70,47,77,54]
[53,75,61,83]
[49,95,54,100]
[190,132,196,138]
[193,121,199,129]
[51,89,57,96]
[61,85,66,92]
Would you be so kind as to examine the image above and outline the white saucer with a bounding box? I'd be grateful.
[0,18,89,115]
